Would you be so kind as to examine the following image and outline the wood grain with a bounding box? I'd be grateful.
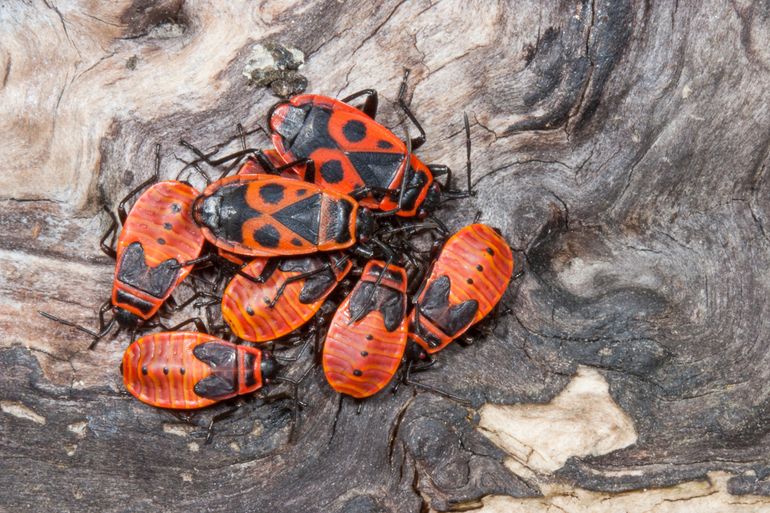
[2,1,770,512]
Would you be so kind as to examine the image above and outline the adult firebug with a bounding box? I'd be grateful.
[267,72,471,218]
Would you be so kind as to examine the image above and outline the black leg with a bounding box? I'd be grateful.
[350,185,397,201]
[165,290,220,313]
[254,258,280,283]
[194,298,221,309]
[428,164,450,178]
[403,360,470,405]
[158,317,208,333]
[175,161,211,187]
[397,69,426,151]
[39,311,100,339]
[376,221,444,238]
[463,112,473,197]
[39,306,117,350]
[99,207,119,259]
[341,89,379,119]
[314,314,326,365]
[399,132,414,211]
[425,215,450,237]
[172,253,217,269]
[273,337,312,363]
[168,410,196,424]
[97,299,113,330]
[179,141,268,169]
[118,144,161,223]
[90,317,118,350]
[236,122,247,150]
[267,264,331,308]
[205,402,243,445]
[271,365,313,442]
[428,164,453,191]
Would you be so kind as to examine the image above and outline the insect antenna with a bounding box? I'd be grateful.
[271,364,314,443]
[403,360,471,406]
[273,336,312,364]
[38,311,116,350]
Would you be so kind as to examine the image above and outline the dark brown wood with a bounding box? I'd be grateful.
[2,1,770,511]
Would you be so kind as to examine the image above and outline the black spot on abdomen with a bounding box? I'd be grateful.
[259,183,285,204]
[253,225,281,248]
[320,160,344,184]
[343,120,367,142]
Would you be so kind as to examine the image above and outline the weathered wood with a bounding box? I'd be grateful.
[2,1,770,512]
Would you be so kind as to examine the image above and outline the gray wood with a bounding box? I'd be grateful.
[2,0,770,511]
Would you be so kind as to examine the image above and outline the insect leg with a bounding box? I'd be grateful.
[350,185,397,201]
[158,317,209,333]
[437,114,474,199]
[397,69,427,151]
[341,88,379,119]
[99,207,119,259]
[118,144,162,224]
[267,263,333,308]
[165,290,219,312]
[175,161,211,186]
[404,360,471,406]
[97,299,113,330]
[273,337,312,363]
[271,365,313,442]
[204,401,244,445]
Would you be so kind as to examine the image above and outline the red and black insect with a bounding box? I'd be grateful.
[408,223,514,356]
[215,150,305,267]
[121,330,278,409]
[191,174,375,258]
[41,148,206,347]
[267,72,470,218]
[222,253,352,342]
[322,260,408,399]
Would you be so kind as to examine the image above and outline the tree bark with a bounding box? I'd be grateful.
[2,1,770,512]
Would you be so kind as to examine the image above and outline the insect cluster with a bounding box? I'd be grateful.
[42,75,515,436]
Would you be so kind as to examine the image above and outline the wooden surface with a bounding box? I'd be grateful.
[2,1,770,512]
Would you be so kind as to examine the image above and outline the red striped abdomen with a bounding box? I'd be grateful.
[122,332,222,409]
[323,261,407,398]
[222,255,351,342]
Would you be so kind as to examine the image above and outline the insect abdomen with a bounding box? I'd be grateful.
[122,332,225,409]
